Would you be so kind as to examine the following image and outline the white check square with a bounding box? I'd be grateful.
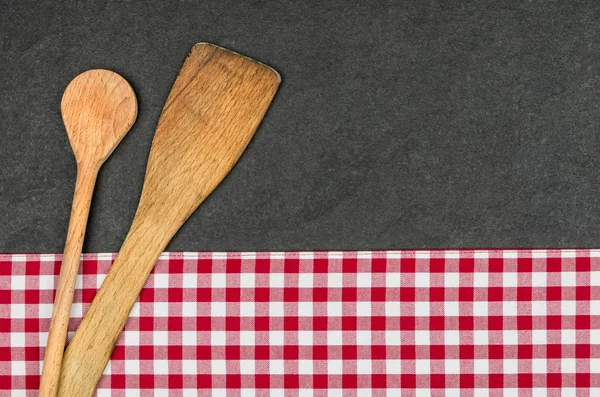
[444,301,459,316]
[10,304,25,319]
[11,360,25,375]
[328,360,343,374]
[503,272,518,287]
[39,275,55,290]
[182,360,197,375]
[153,331,169,345]
[182,301,196,316]
[239,273,255,288]
[473,359,488,374]
[152,360,169,375]
[445,359,460,374]
[561,300,576,316]
[503,301,517,316]
[125,359,140,375]
[445,390,461,397]
[531,359,546,373]
[385,301,401,316]
[182,274,197,288]
[414,330,430,345]
[70,303,83,317]
[181,330,196,346]
[211,273,226,288]
[444,272,459,287]
[592,329,600,344]
[327,301,342,316]
[269,273,284,288]
[473,301,488,316]
[299,359,313,374]
[473,272,488,287]
[357,359,372,374]
[153,274,168,288]
[212,360,226,374]
[12,275,25,290]
[298,273,313,288]
[561,272,576,286]
[298,302,313,317]
[503,330,518,345]
[124,331,140,345]
[357,273,372,287]
[385,330,401,344]
[473,330,488,345]
[269,331,284,345]
[240,360,255,374]
[270,360,284,374]
[414,273,429,287]
[445,330,460,345]
[211,301,226,317]
[503,359,518,374]
[531,329,547,344]
[562,358,576,373]
[356,330,372,345]
[561,329,576,344]
[153,302,169,317]
[356,301,371,316]
[415,359,430,374]
[298,330,313,345]
[386,272,401,287]
[415,301,429,316]
[531,272,547,287]
[239,302,255,317]
[531,301,547,316]
[269,301,284,317]
[211,331,226,345]
[241,389,255,397]
[327,330,343,344]
[327,273,343,288]
[387,359,401,374]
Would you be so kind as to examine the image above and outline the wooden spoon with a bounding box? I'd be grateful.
[39,70,137,397]
[56,43,280,396]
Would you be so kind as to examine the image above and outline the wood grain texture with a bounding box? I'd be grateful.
[40,70,137,397]
[57,43,280,396]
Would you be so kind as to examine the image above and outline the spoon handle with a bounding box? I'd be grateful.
[39,163,98,397]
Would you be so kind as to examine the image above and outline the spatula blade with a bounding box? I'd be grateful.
[139,42,280,234]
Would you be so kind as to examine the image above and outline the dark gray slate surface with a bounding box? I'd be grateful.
[2,1,600,252]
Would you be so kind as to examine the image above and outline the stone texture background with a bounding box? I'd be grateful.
[2,1,600,252]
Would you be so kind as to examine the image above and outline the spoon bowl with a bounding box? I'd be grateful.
[61,69,137,165]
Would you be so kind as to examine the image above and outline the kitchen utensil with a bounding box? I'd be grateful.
[57,43,280,396]
[40,70,137,397]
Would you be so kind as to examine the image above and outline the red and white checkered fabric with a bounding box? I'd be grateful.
[0,251,599,396]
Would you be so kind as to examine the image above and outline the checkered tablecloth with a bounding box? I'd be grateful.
[0,251,599,396]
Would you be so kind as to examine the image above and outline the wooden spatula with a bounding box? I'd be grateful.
[39,70,137,397]
[56,43,280,396]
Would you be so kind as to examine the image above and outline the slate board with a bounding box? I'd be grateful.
[2,1,600,251]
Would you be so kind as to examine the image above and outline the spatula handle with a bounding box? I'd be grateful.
[39,164,97,397]
[57,214,172,397]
